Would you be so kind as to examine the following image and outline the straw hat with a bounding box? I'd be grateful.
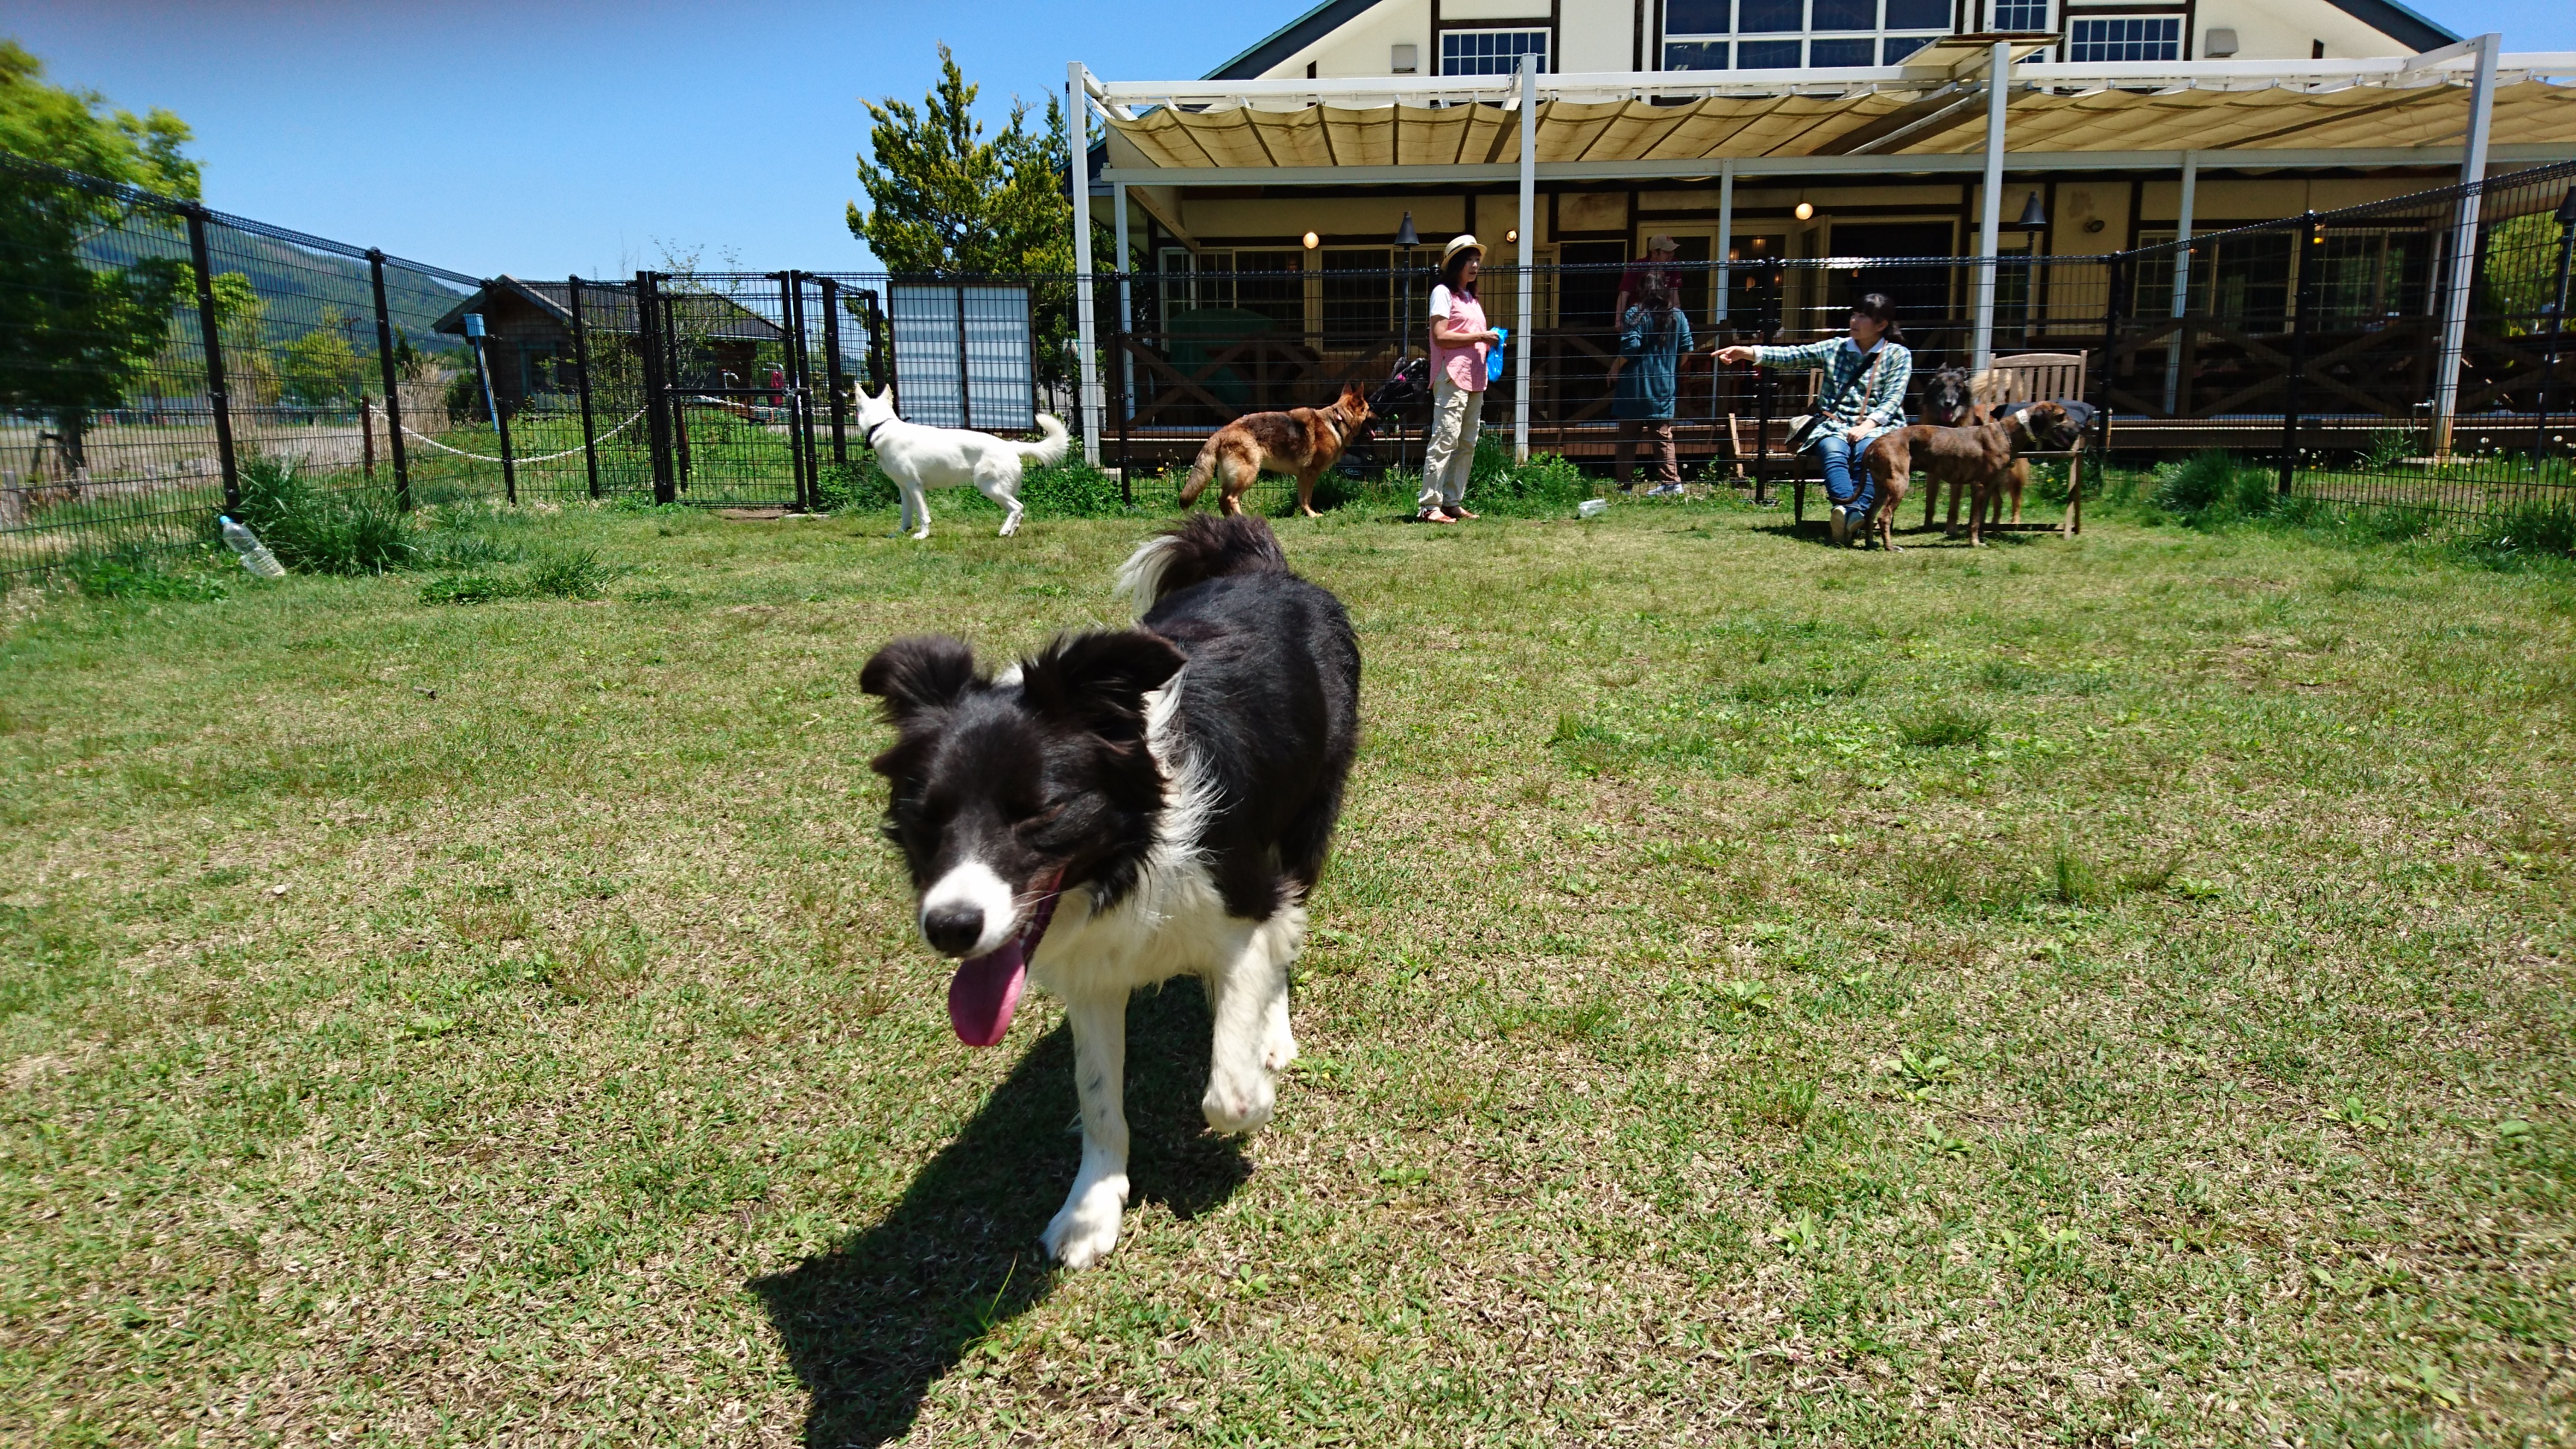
[1441,233,1483,266]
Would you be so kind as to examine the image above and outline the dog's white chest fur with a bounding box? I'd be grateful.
[1019,675,1303,1269]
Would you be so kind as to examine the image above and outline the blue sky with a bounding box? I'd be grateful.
[8,0,2571,278]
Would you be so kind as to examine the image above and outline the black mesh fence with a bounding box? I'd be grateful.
[7,144,2569,582]
[2113,158,2576,520]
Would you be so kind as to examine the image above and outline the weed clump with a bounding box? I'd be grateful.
[66,543,228,601]
[231,455,415,574]
[1899,704,1991,749]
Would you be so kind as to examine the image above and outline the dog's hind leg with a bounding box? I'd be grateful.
[1201,909,1301,1134]
[975,472,1025,537]
[902,484,933,541]
[1041,989,1133,1269]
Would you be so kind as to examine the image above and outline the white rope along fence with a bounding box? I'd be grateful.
[369,402,649,465]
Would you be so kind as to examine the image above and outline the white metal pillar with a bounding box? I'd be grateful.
[1067,61,1102,465]
[1713,160,1735,330]
[1114,181,1133,420]
[1971,40,2012,372]
[2162,150,2197,414]
[2430,33,2500,458]
[1513,54,1538,464]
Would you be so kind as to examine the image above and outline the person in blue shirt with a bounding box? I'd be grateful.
[1716,292,1914,546]
[1609,273,1695,495]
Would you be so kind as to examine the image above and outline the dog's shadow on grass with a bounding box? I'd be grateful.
[751,984,1247,1447]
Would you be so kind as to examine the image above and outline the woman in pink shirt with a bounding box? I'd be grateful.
[1419,235,1502,523]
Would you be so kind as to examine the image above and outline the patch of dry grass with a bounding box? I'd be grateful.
[3,496,2573,1445]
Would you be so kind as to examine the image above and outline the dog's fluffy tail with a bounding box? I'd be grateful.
[1175,435,1220,510]
[1014,413,1071,466]
[1114,514,1287,616]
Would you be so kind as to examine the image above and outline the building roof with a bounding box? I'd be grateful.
[1095,53,2576,178]
[1203,0,2459,83]
[431,276,785,341]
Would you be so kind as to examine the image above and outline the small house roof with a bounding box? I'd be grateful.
[431,276,785,342]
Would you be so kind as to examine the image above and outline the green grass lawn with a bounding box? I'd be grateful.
[3,495,2573,1446]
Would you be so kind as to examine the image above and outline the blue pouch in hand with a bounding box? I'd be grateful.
[1487,327,1509,383]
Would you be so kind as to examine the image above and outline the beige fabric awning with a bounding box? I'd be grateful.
[1100,77,2576,172]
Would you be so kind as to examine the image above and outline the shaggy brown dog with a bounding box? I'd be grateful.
[1179,382,1374,519]
[1860,400,2086,550]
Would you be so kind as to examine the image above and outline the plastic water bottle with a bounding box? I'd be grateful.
[218,516,286,578]
[1577,498,1609,519]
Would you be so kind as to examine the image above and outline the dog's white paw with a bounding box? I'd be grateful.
[1260,1024,1299,1074]
[998,516,1022,538]
[1201,1069,1277,1135]
[1040,1173,1128,1269]
[909,528,932,542]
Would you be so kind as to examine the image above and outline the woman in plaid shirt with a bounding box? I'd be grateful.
[1717,293,1912,546]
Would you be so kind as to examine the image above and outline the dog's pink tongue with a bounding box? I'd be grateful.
[947,941,1028,1047]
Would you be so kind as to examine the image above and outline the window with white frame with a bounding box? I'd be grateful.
[1988,0,2051,32]
[1662,0,1955,72]
[1440,30,1549,76]
[2067,15,2180,60]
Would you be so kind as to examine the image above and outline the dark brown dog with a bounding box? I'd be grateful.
[1179,383,1375,519]
[1860,400,2086,549]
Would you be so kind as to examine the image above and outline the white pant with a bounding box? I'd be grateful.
[1417,373,1484,511]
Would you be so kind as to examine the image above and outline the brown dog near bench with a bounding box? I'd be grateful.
[1859,400,2087,550]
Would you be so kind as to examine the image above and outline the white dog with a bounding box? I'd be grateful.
[851,386,1070,540]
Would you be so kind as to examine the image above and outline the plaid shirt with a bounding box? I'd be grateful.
[1752,337,1913,445]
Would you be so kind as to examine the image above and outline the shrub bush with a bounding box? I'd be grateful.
[2451,501,2576,570]
[231,455,416,574]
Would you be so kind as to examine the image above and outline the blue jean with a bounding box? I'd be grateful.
[1813,432,1876,517]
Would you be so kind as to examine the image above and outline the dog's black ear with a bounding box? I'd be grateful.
[861,635,980,719]
[1020,630,1185,740]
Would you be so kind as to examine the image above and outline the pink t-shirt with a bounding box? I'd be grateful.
[1429,284,1489,392]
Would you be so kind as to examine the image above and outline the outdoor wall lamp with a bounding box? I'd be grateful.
[1505,229,1518,243]
[1395,211,1419,248]
[2017,191,2047,227]
[1303,231,1319,249]
[1794,202,1814,221]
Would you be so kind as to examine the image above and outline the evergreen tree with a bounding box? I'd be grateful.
[846,45,1071,276]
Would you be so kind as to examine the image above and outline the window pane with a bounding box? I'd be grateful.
[1811,37,1874,64]
[1737,38,1802,65]
[1664,40,1732,67]
[1811,0,1874,30]
[1883,34,1937,62]
[1990,0,2049,32]
[1664,0,1732,36]
[2068,16,2180,61]
[1884,0,1949,27]
[1440,30,1549,75]
[1736,0,1803,32]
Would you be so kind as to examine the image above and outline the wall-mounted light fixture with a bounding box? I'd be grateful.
[1303,231,1320,250]
[1794,202,1814,221]
[1505,229,1519,244]
[2016,192,2048,228]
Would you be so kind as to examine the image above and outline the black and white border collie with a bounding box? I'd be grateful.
[859,515,1360,1268]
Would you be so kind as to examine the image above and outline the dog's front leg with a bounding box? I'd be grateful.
[905,486,932,542]
[1201,911,1299,1134]
[1041,989,1131,1269]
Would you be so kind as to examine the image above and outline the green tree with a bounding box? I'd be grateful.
[846,44,1071,276]
[0,40,199,470]
[281,306,362,407]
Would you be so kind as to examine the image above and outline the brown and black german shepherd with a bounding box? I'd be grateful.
[1179,383,1374,519]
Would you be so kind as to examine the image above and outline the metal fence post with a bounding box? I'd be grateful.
[820,276,849,466]
[2534,195,2576,463]
[2279,211,2317,498]
[2096,250,2125,459]
[366,248,411,511]
[569,276,602,500]
[184,205,240,517]
[1754,258,1782,508]
[1115,281,1132,498]
[472,297,518,504]
[638,271,676,506]
[777,271,806,511]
